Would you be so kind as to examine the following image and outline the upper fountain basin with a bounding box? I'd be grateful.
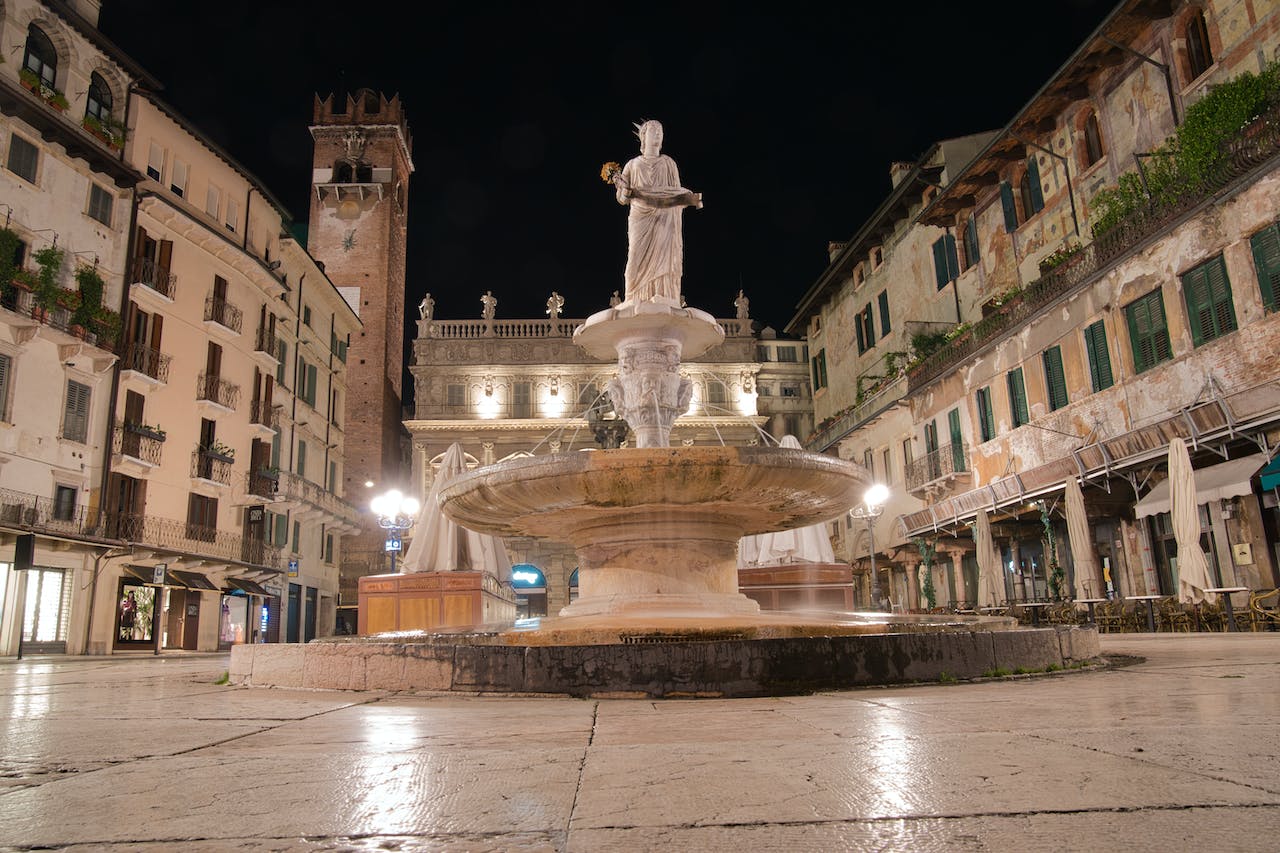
[438,446,868,541]
[573,301,725,360]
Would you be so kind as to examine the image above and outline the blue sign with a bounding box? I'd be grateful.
[287,558,299,578]
[511,564,545,589]
[385,535,402,553]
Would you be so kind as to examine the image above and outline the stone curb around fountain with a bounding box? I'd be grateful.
[230,626,1101,698]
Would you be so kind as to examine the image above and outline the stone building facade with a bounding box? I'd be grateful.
[405,305,812,614]
[790,0,1280,610]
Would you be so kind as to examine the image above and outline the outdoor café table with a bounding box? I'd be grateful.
[1127,594,1163,632]
[1020,601,1052,626]
[1203,586,1250,632]
[1077,598,1107,624]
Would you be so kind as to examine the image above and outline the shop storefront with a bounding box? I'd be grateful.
[20,567,71,654]
[512,564,547,618]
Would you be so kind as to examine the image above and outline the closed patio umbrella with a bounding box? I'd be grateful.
[738,435,837,567]
[1168,438,1211,604]
[1064,476,1102,600]
[402,442,512,577]
[975,509,1000,608]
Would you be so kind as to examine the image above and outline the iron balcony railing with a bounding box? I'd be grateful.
[250,399,276,430]
[132,257,177,300]
[204,295,243,333]
[907,102,1280,393]
[191,447,234,485]
[113,421,165,466]
[277,470,363,528]
[255,325,276,356]
[247,467,279,499]
[120,342,171,383]
[0,485,99,538]
[906,441,967,491]
[806,374,908,452]
[196,372,240,409]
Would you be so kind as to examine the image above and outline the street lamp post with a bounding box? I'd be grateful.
[850,483,890,611]
[370,489,420,574]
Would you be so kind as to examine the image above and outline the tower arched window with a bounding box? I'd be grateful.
[23,24,58,88]
[1083,112,1103,167]
[332,160,353,183]
[1186,9,1214,80]
[86,73,113,123]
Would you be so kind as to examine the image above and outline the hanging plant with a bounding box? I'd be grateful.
[912,536,938,609]
[74,265,105,327]
[32,246,64,310]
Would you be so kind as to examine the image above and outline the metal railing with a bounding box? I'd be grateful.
[120,342,171,383]
[255,325,276,356]
[250,399,276,429]
[190,447,234,485]
[277,470,364,529]
[908,103,1280,392]
[132,257,177,300]
[196,372,240,409]
[113,422,164,466]
[247,468,279,499]
[806,374,908,452]
[906,441,967,490]
[0,486,100,539]
[204,295,243,333]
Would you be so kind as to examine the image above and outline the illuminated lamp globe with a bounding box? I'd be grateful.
[864,483,890,509]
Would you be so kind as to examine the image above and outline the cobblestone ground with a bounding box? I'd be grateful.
[0,633,1277,851]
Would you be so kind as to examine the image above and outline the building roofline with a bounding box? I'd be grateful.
[46,0,164,89]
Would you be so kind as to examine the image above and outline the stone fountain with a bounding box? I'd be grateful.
[230,121,1099,696]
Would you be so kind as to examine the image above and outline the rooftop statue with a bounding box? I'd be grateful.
[602,120,702,304]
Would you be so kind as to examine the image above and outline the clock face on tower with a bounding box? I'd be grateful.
[342,229,356,252]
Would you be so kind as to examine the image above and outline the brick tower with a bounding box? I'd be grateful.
[308,89,413,602]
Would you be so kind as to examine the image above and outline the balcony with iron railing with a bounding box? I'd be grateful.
[196,372,240,410]
[120,342,172,384]
[907,103,1280,393]
[113,421,165,467]
[806,374,908,452]
[906,441,968,493]
[204,294,243,335]
[247,467,279,500]
[0,287,114,350]
[249,399,277,430]
[191,446,234,486]
[131,257,177,300]
[0,485,102,540]
[276,470,363,531]
[255,325,277,357]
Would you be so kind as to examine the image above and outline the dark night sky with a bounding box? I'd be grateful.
[98,0,1117,379]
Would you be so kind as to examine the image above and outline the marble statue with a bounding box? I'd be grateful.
[480,290,497,321]
[546,291,565,320]
[734,290,749,319]
[609,290,622,308]
[418,293,434,321]
[610,120,702,303]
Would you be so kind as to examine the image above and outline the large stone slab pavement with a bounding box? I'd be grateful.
[0,633,1276,851]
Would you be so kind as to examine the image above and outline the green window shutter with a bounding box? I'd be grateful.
[1043,346,1068,411]
[977,387,995,442]
[0,353,10,418]
[63,380,91,442]
[1127,290,1172,373]
[945,234,959,280]
[932,237,948,289]
[948,407,965,472]
[1007,368,1028,426]
[1027,157,1045,212]
[878,290,891,334]
[924,421,938,454]
[1249,223,1280,311]
[1183,263,1212,345]
[964,214,980,267]
[297,439,307,477]
[855,312,865,352]
[1083,320,1113,392]
[863,305,875,343]
[306,363,318,406]
[1000,181,1018,232]
[276,340,287,385]
[1204,255,1236,341]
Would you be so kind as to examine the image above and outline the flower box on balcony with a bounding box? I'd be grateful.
[81,115,125,150]
[125,422,166,443]
[19,69,68,111]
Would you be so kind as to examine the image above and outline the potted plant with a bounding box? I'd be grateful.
[0,228,20,306]
[204,439,236,463]
[90,306,121,350]
[82,114,126,150]
[18,68,68,111]
[126,422,166,442]
[73,265,104,325]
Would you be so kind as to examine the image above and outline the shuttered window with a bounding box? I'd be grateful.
[932,234,959,289]
[87,184,113,226]
[1000,181,1019,232]
[1024,157,1045,215]
[1007,367,1029,427]
[976,387,996,442]
[811,350,827,391]
[1043,346,1068,411]
[297,439,307,477]
[1083,320,1114,392]
[962,214,980,270]
[1181,255,1236,346]
[877,291,891,334]
[0,353,11,421]
[1248,224,1280,312]
[7,134,38,183]
[62,380,90,443]
[1125,290,1173,373]
[947,407,965,473]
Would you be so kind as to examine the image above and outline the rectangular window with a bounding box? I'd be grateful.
[87,184,113,226]
[292,520,300,554]
[7,134,38,183]
[53,485,76,522]
[302,304,312,327]
[932,234,959,289]
[206,183,221,219]
[447,383,465,407]
[274,513,288,547]
[296,439,307,477]
[271,432,281,469]
[1181,255,1237,346]
[976,387,996,442]
[512,381,532,417]
[757,383,771,396]
[902,438,913,472]
[877,290,891,335]
[1000,180,1019,232]
[0,353,11,421]
[276,339,287,386]
[147,142,165,182]
[324,534,334,564]
[62,380,91,443]
[1025,156,1045,213]
[856,305,874,353]
[225,198,238,232]
[1249,223,1280,312]
[947,407,964,472]
[755,345,771,362]
[962,214,980,270]
[1043,345,1068,411]
[329,460,338,493]
[1125,289,1173,373]
[776,346,797,363]
[882,448,892,483]
[811,350,828,391]
[780,382,800,398]
[1006,367,1029,427]
[187,493,218,541]
[1083,320,1114,392]
[706,380,726,405]
[170,159,188,197]
[863,448,874,475]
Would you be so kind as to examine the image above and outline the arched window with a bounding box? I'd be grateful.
[1186,9,1213,80]
[1083,112,1103,166]
[86,72,112,123]
[23,24,57,88]
[1019,171,1037,221]
[332,160,353,183]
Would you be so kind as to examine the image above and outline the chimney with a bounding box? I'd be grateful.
[889,161,914,188]
[827,241,846,262]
